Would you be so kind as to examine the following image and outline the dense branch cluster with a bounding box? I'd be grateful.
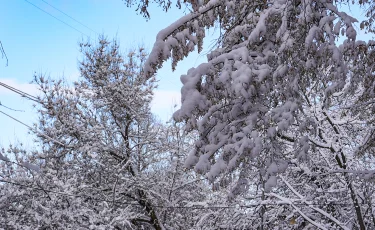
[0,39,207,229]
[144,0,375,228]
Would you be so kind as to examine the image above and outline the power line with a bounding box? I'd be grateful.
[0,110,65,147]
[0,41,8,66]
[41,0,98,35]
[22,0,90,37]
[0,101,25,112]
[0,81,40,103]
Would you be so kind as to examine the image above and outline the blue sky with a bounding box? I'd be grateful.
[0,0,213,146]
[0,1,373,147]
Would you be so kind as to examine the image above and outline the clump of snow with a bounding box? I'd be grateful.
[264,176,277,192]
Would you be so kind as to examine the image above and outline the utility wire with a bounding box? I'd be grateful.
[23,0,90,37]
[0,101,25,112]
[0,81,40,103]
[0,110,65,147]
[41,0,98,35]
[0,179,362,209]
[0,41,8,66]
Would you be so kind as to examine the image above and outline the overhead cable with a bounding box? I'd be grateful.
[0,110,65,147]
[0,101,25,112]
[0,81,40,103]
[0,41,8,66]
[23,0,90,37]
[41,0,99,35]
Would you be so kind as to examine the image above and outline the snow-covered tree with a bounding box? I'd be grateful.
[2,0,375,227]
[0,38,214,229]
[145,0,375,228]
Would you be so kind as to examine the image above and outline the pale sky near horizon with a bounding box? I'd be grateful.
[0,1,373,148]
